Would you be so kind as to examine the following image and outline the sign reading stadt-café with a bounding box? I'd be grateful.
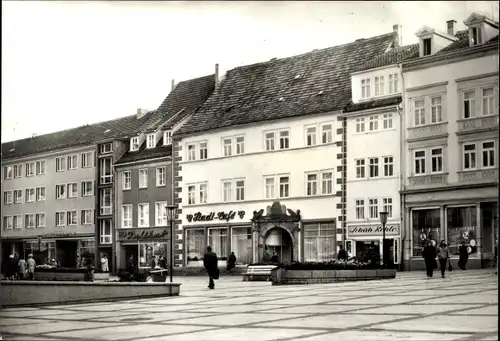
[118,227,170,242]
[347,224,400,237]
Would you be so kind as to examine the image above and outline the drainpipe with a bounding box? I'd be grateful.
[398,63,407,271]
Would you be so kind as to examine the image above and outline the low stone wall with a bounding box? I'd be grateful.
[0,281,181,307]
[34,271,86,281]
[271,269,396,285]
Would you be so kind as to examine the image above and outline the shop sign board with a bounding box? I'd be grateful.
[347,224,400,238]
[186,210,246,223]
[118,227,170,242]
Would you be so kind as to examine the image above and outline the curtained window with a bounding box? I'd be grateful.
[303,222,336,262]
[186,228,205,265]
[231,227,252,264]
[412,209,440,257]
[208,228,228,260]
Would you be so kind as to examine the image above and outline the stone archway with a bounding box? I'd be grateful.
[262,226,294,263]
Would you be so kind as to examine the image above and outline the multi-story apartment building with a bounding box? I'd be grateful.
[113,75,215,273]
[401,13,499,270]
[172,31,398,268]
[341,25,419,266]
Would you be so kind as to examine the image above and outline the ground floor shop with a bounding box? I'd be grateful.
[403,185,498,270]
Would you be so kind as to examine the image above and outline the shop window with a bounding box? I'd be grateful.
[186,228,205,265]
[208,228,228,260]
[412,209,440,257]
[304,222,336,262]
[139,243,167,268]
[79,239,95,267]
[231,227,252,264]
[447,206,478,256]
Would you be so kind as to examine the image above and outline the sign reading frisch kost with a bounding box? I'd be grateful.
[117,227,170,241]
[347,224,400,237]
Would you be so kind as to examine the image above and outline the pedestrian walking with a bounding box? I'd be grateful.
[203,246,218,289]
[17,255,27,280]
[423,241,437,278]
[227,251,237,275]
[337,245,348,261]
[437,240,450,278]
[27,254,36,280]
[101,255,109,272]
[458,241,469,270]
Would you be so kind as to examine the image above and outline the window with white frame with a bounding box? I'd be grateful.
[36,213,46,228]
[369,198,379,219]
[388,73,398,93]
[4,191,13,205]
[463,143,477,170]
[306,173,318,196]
[481,88,495,115]
[138,204,149,227]
[279,175,290,198]
[199,141,208,159]
[431,148,443,173]
[14,164,22,178]
[25,214,35,229]
[67,183,78,198]
[26,162,35,177]
[383,113,393,129]
[321,171,333,195]
[146,134,156,148]
[482,141,495,168]
[100,188,112,215]
[99,220,112,244]
[25,188,35,203]
[67,211,78,225]
[321,124,333,144]
[235,136,245,154]
[13,215,22,229]
[82,181,93,196]
[82,209,93,225]
[368,115,379,131]
[223,137,232,156]
[355,200,365,219]
[306,126,317,146]
[81,152,93,168]
[236,179,245,201]
[156,167,166,187]
[355,159,365,179]
[279,130,290,149]
[265,176,275,199]
[14,190,22,204]
[471,26,483,46]
[383,156,393,176]
[375,76,384,96]
[56,212,66,226]
[35,160,46,175]
[4,216,13,230]
[265,132,276,151]
[382,198,393,218]
[355,117,365,133]
[4,166,13,180]
[99,158,112,184]
[222,181,232,202]
[199,182,208,203]
[463,90,476,118]
[187,144,196,161]
[430,96,443,123]
[163,131,172,146]
[369,157,379,178]
[68,155,77,169]
[122,205,132,228]
[100,143,112,154]
[155,202,167,226]
[414,99,426,126]
[36,187,45,201]
[414,150,426,175]
[130,137,140,151]
[56,184,66,199]
[139,169,148,188]
[361,78,371,98]
[123,171,131,190]
[187,185,196,205]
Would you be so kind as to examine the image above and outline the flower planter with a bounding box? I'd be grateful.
[150,269,168,283]
[94,272,110,281]
[271,269,396,285]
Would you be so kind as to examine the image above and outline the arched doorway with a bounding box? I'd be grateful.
[264,227,293,264]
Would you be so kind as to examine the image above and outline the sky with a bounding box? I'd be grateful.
[2,1,498,143]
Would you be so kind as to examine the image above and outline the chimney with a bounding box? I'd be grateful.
[393,24,402,47]
[446,20,457,36]
[215,63,219,88]
[136,108,147,119]
[171,79,175,91]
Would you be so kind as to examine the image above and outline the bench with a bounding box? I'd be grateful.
[242,265,277,282]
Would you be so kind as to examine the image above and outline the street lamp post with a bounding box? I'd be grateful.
[379,211,388,268]
[166,205,177,283]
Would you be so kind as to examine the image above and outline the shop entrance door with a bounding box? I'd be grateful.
[355,240,380,260]
[57,240,77,267]
[264,227,293,263]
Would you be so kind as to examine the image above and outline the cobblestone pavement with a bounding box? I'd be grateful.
[0,269,497,341]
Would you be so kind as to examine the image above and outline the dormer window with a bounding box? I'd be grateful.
[361,78,371,99]
[163,131,172,146]
[423,38,432,56]
[130,137,139,151]
[146,134,156,149]
[471,26,483,46]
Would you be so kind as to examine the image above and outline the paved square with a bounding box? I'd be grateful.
[0,269,497,341]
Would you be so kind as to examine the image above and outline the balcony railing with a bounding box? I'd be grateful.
[457,115,499,134]
[408,173,448,187]
[407,122,448,141]
[458,169,499,183]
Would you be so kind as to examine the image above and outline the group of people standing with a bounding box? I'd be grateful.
[3,253,36,280]
[423,239,469,279]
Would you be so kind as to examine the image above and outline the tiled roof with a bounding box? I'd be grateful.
[343,96,402,113]
[356,44,420,71]
[1,113,154,160]
[114,138,172,165]
[175,33,395,136]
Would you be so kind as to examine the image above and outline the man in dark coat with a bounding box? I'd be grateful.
[203,246,218,289]
[337,246,348,261]
[458,241,469,270]
[227,252,237,275]
[423,240,437,278]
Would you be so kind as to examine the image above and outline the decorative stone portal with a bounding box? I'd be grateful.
[251,201,301,264]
